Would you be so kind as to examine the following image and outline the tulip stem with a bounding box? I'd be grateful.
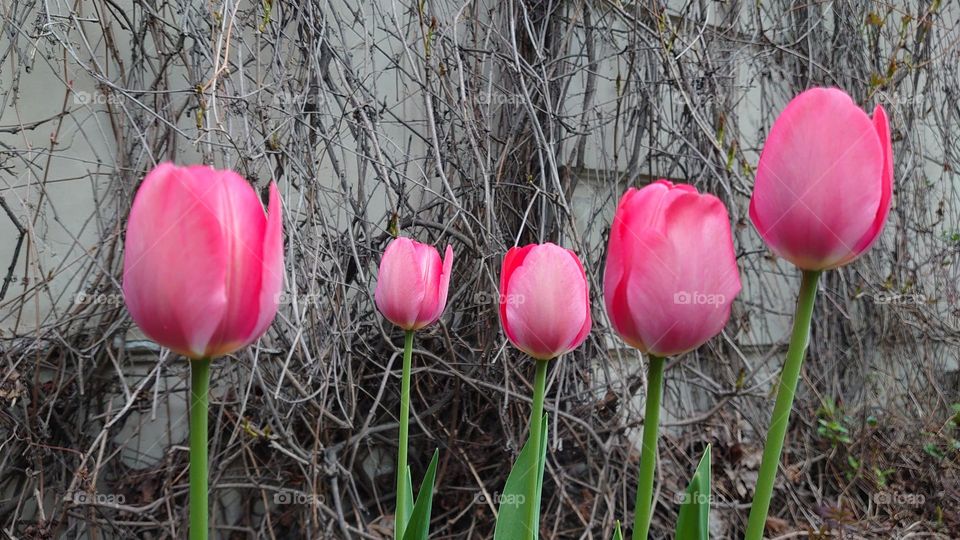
[745,270,821,540]
[396,330,415,539]
[189,357,211,540]
[632,355,665,540]
[526,359,549,540]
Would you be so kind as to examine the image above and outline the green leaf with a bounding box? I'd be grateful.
[674,445,712,540]
[494,413,549,540]
[400,465,414,530]
[611,520,623,540]
[923,442,945,460]
[401,449,440,540]
[535,413,548,527]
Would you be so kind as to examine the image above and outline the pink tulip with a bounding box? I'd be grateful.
[375,237,453,330]
[604,181,741,357]
[750,87,893,270]
[122,163,284,359]
[499,243,592,360]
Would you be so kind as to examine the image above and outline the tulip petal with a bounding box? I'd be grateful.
[375,237,426,329]
[499,245,535,347]
[623,230,680,354]
[503,244,588,359]
[643,193,741,356]
[242,182,285,348]
[122,163,228,358]
[202,169,270,354]
[847,105,893,261]
[606,183,741,357]
[412,242,444,328]
[565,249,592,351]
[417,244,454,328]
[604,182,694,348]
[750,88,884,269]
[604,190,643,349]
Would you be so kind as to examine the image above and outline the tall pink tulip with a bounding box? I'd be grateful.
[745,88,893,538]
[499,243,592,360]
[122,162,284,359]
[750,87,893,270]
[375,237,453,330]
[497,242,591,538]
[604,180,741,357]
[374,236,453,539]
[604,180,740,540]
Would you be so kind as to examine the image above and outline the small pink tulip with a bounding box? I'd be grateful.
[499,243,592,360]
[122,163,284,359]
[750,87,893,270]
[375,237,453,330]
[604,181,741,357]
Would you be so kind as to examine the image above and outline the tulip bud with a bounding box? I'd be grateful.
[122,163,284,359]
[499,243,592,360]
[375,237,453,330]
[750,87,893,270]
[604,181,741,357]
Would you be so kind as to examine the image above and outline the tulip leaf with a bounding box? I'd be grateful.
[401,449,440,540]
[493,413,548,540]
[535,413,547,526]
[611,520,623,540]
[401,465,414,530]
[674,444,712,540]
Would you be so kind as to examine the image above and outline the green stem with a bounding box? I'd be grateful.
[526,359,549,540]
[745,270,821,540]
[632,355,665,540]
[395,330,415,539]
[189,357,211,540]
